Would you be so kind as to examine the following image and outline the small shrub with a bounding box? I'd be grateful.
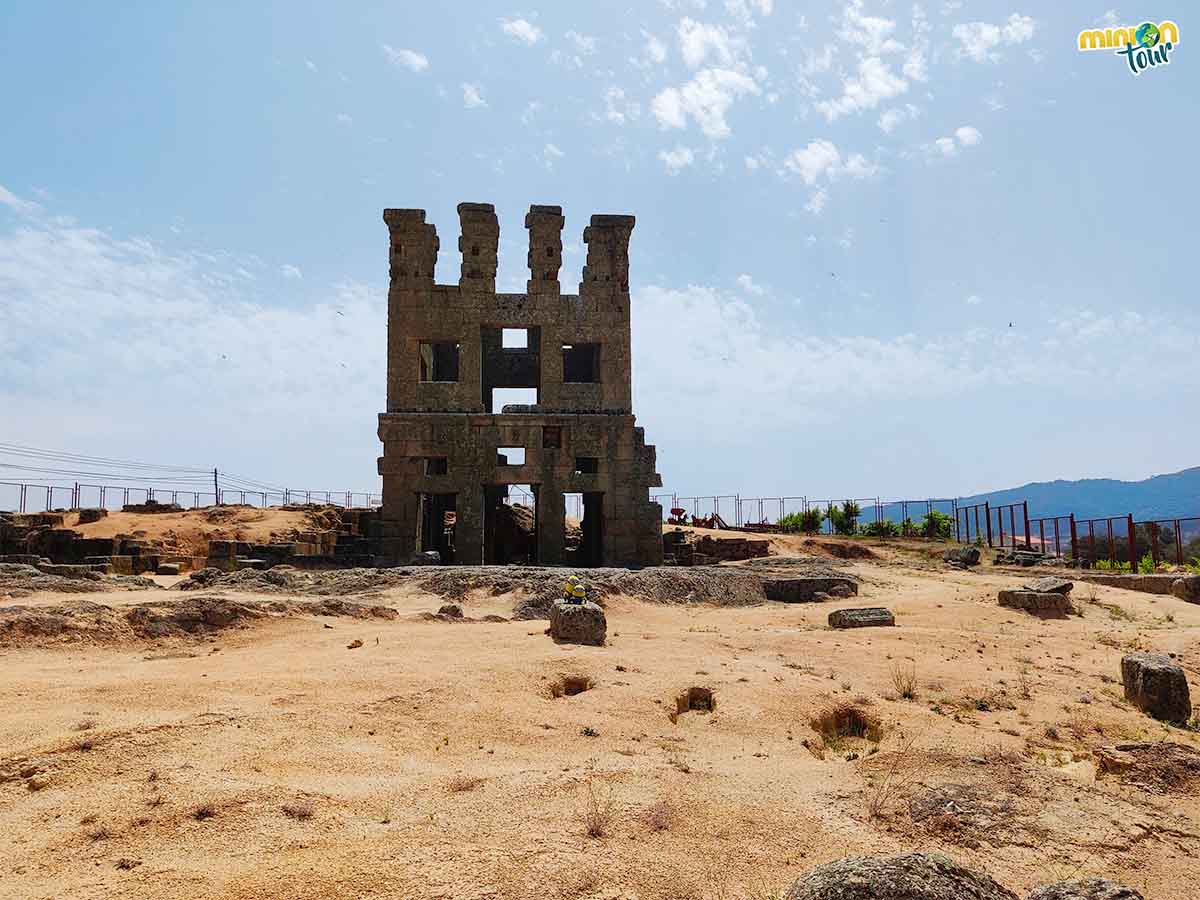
[862,519,900,538]
[642,800,673,832]
[87,825,113,842]
[779,509,824,534]
[889,661,918,700]
[191,802,217,821]
[578,778,615,838]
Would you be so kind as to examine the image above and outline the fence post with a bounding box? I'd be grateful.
[1069,514,1078,563]
[1023,501,1031,549]
[1148,522,1159,569]
[1175,520,1184,566]
[984,501,992,547]
[1126,514,1136,571]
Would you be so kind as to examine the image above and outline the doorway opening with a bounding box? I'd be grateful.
[484,483,538,565]
[568,491,603,567]
[417,492,456,564]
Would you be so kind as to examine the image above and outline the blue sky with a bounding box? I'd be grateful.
[1,1,1197,504]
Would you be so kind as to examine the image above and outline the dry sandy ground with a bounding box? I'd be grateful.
[2,549,1199,899]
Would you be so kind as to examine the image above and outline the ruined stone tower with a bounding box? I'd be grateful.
[376,203,663,567]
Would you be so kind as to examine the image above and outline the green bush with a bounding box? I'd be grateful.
[826,501,861,536]
[1095,558,1131,572]
[920,509,954,540]
[862,519,900,538]
[778,508,824,534]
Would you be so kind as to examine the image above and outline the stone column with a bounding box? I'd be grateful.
[458,202,499,293]
[525,205,565,296]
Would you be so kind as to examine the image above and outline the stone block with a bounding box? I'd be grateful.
[1171,575,1200,604]
[943,546,981,566]
[763,577,858,603]
[549,600,606,646]
[1120,652,1192,724]
[997,590,1074,617]
[828,607,895,629]
[1022,576,1073,595]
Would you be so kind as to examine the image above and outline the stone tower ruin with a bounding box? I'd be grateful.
[376,203,663,567]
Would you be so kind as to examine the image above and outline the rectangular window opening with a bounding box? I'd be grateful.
[575,456,599,475]
[502,328,529,349]
[423,457,448,476]
[497,447,526,466]
[562,343,600,383]
[491,387,538,413]
[542,426,562,449]
[419,341,460,382]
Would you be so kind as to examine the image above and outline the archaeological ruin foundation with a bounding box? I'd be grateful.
[375,203,663,567]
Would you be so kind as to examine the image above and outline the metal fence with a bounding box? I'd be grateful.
[0,480,382,514]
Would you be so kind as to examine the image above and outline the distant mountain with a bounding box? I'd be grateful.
[957,467,1200,522]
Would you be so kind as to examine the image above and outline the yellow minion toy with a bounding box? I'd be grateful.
[562,574,587,604]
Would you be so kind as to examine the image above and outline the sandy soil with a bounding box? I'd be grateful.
[2,550,1199,899]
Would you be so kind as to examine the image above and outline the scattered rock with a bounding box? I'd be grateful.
[437,603,463,619]
[1026,878,1144,900]
[549,600,606,646]
[1120,653,1192,724]
[943,546,981,567]
[408,550,442,566]
[1171,575,1200,604]
[155,563,181,576]
[784,852,1018,900]
[1094,741,1200,794]
[827,607,895,629]
[997,590,1073,618]
[762,576,858,603]
[1022,576,1073,595]
[347,639,363,649]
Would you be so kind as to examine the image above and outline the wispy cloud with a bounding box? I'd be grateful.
[657,145,695,174]
[500,17,544,46]
[462,83,486,108]
[651,68,760,138]
[381,45,429,72]
[953,14,1037,63]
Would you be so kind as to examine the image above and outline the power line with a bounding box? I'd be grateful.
[0,442,211,474]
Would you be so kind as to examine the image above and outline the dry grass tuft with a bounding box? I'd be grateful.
[190,801,217,821]
[889,661,918,700]
[578,778,615,839]
[863,735,944,820]
[642,799,674,832]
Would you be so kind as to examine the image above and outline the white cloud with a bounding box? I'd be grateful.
[840,1,903,55]
[782,139,877,185]
[381,45,429,72]
[736,273,766,295]
[933,136,957,157]
[602,87,641,125]
[814,56,908,121]
[500,17,544,45]
[804,189,827,215]
[566,30,596,54]
[462,83,486,108]
[0,184,41,215]
[878,103,919,134]
[954,125,982,147]
[305,59,318,72]
[725,0,773,22]
[644,31,668,64]
[677,18,742,68]
[542,143,565,169]
[520,100,542,124]
[336,112,353,126]
[838,227,854,249]
[651,68,761,138]
[657,145,696,174]
[966,294,983,305]
[1098,10,1120,27]
[953,14,1037,63]
[281,264,303,279]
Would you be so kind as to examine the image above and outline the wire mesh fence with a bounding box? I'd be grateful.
[0,480,382,514]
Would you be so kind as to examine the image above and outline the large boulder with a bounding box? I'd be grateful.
[828,607,895,629]
[1022,576,1073,595]
[549,600,606,646]
[1171,575,1200,604]
[784,852,1018,900]
[1120,652,1192,724]
[997,590,1073,617]
[1027,879,1144,900]
[943,546,981,566]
